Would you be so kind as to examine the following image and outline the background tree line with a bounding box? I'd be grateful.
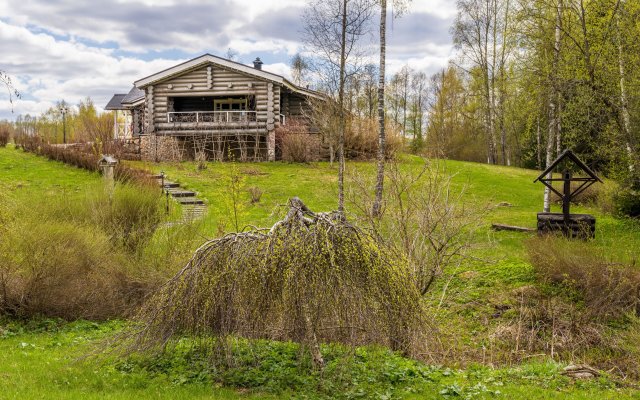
[300,0,638,186]
[12,97,114,146]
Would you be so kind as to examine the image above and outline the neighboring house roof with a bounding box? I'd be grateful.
[134,53,324,100]
[122,86,145,105]
[104,94,127,110]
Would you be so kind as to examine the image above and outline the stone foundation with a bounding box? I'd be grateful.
[140,135,187,162]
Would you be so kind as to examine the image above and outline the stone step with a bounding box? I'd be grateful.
[150,174,163,180]
[168,190,196,197]
[176,197,205,205]
[163,182,180,188]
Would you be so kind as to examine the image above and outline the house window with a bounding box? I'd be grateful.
[214,97,248,111]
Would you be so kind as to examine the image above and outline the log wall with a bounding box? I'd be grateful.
[146,64,278,127]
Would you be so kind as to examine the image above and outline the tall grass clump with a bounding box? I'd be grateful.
[492,236,640,376]
[89,184,163,251]
[121,198,428,367]
[0,183,167,320]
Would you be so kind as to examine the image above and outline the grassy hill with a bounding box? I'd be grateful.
[2,145,640,399]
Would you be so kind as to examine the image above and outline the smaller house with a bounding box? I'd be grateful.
[105,54,323,162]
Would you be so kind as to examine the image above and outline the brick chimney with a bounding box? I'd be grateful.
[253,57,263,70]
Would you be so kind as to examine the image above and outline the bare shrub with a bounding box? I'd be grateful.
[121,198,428,366]
[281,133,312,162]
[490,236,640,376]
[528,236,640,321]
[247,186,263,204]
[0,124,10,147]
[344,117,403,160]
[347,160,482,296]
[195,150,207,170]
[308,100,402,162]
[275,118,318,163]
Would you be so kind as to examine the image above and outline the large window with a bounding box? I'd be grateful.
[214,97,247,111]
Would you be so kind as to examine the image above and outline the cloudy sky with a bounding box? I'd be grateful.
[0,0,457,120]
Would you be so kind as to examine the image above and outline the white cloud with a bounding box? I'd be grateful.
[0,0,457,120]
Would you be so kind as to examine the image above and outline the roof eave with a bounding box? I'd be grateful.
[134,53,285,88]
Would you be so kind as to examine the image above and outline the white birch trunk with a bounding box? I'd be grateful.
[544,0,563,213]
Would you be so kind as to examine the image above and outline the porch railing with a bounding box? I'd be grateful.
[167,111,257,124]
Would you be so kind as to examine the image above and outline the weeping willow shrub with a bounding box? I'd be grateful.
[123,198,428,366]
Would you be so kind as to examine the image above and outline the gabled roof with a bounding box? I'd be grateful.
[122,86,145,105]
[134,53,323,100]
[534,149,602,183]
[104,94,127,110]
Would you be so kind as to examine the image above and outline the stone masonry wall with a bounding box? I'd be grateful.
[139,135,187,162]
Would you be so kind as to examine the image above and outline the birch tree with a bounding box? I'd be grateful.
[372,0,411,217]
[453,0,515,165]
[303,0,375,213]
[543,0,563,213]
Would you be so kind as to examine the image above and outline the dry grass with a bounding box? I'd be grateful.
[247,186,263,204]
[281,133,313,162]
[344,117,403,160]
[548,180,601,205]
[488,236,640,377]
[0,184,166,320]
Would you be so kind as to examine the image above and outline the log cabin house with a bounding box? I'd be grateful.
[105,54,322,161]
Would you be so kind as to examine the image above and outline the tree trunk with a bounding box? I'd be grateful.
[372,0,386,217]
[536,115,542,169]
[544,0,562,213]
[337,0,348,213]
[616,2,636,172]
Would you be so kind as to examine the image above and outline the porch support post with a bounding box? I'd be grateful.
[267,83,276,161]
[113,110,118,139]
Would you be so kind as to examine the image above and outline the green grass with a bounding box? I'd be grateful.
[1,319,638,400]
[0,144,102,201]
[0,320,272,400]
[3,146,640,399]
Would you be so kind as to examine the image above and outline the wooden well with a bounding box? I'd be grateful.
[537,212,596,239]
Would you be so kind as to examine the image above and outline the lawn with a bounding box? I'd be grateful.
[2,145,640,399]
[0,144,102,200]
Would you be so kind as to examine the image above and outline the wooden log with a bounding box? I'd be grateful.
[491,223,536,232]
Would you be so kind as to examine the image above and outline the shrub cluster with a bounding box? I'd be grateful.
[492,236,640,376]
[14,134,152,185]
[0,125,10,147]
[274,119,319,162]
[0,184,169,320]
[613,186,640,218]
[344,117,403,160]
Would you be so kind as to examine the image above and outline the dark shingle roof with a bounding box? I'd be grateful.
[104,94,127,110]
[122,86,145,105]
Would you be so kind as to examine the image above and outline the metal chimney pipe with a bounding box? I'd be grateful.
[253,57,263,70]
